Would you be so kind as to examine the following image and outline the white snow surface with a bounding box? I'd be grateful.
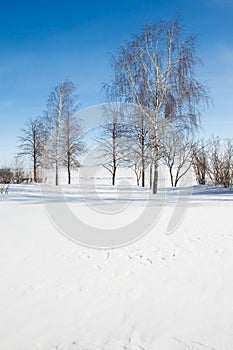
[0,181,233,350]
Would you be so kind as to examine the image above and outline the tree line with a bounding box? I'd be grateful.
[18,80,84,185]
[97,109,233,189]
[2,16,231,190]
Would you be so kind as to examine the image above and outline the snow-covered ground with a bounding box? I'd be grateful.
[0,181,233,350]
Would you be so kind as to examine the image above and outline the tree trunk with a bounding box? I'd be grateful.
[112,123,117,186]
[112,165,116,185]
[33,132,37,183]
[55,127,59,186]
[174,167,182,187]
[55,125,59,186]
[68,169,71,184]
[149,163,153,189]
[55,96,63,186]
[142,163,145,187]
[152,129,159,194]
[55,160,59,186]
[141,129,145,187]
[169,167,174,187]
[68,150,71,185]
[153,160,158,194]
[34,158,37,183]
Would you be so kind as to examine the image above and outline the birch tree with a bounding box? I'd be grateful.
[60,113,84,184]
[104,17,209,193]
[18,116,46,182]
[46,80,78,185]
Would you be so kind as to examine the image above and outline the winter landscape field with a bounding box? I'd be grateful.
[1,178,233,350]
[0,0,233,349]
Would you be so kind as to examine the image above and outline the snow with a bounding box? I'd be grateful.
[0,181,233,350]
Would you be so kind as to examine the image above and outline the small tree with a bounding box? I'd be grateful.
[100,123,126,186]
[0,168,14,184]
[160,128,194,187]
[222,139,233,188]
[126,127,151,187]
[60,113,84,184]
[125,108,152,187]
[192,139,209,185]
[18,117,46,182]
[46,80,78,185]
[98,106,127,186]
[12,154,26,183]
[208,137,233,188]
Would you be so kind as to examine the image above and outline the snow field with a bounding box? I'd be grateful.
[0,183,233,349]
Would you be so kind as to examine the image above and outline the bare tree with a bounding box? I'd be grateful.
[60,113,84,184]
[12,154,27,183]
[208,137,233,188]
[0,168,14,184]
[222,139,233,188]
[125,108,152,187]
[46,79,78,185]
[104,17,209,193]
[126,127,152,187]
[18,117,46,182]
[160,128,194,187]
[192,139,209,185]
[98,107,127,185]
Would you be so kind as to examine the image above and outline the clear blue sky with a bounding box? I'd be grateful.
[0,0,232,166]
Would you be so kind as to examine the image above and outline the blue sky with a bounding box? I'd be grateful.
[0,0,232,166]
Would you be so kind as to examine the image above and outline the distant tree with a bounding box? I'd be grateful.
[160,127,194,187]
[46,80,78,185]
[192,139,209,185]
[12,154,27,183]
[132,159,142,186]
[60,113,84,184]
[98,107,127,185]
[0,168,14,184]
[222,139,233,188]
[18,117,46,182]
[104,16,209,194]
[208,137,233,188]
[208,137,222,186]
[126,127,151,187]
[125,109,151,187]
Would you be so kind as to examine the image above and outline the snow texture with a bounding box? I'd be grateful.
[0,181,233,350]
